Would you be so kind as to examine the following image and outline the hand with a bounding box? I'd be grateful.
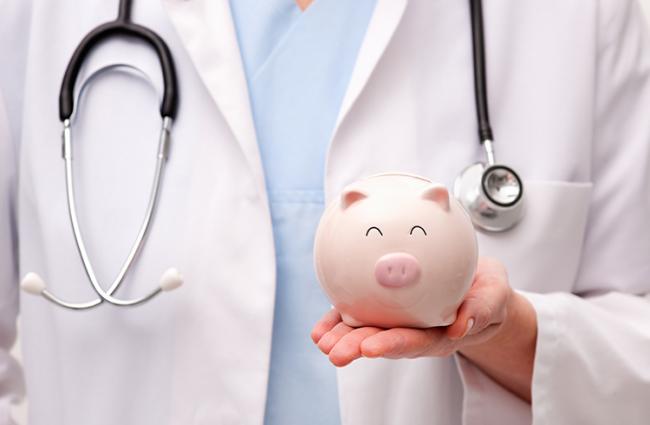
[311,257,515,367]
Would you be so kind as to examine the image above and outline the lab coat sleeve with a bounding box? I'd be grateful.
[458,1,650,424]
[0,91,24,425]
[0,2,30,422]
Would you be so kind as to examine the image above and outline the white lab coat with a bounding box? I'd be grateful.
[1,0,649,424]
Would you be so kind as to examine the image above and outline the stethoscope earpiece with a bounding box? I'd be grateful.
[159,268,184,292]
[20,273,46,295]
[20,267,184,309]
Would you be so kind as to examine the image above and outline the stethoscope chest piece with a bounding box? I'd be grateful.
[453,0,525,233]
[454,161,524,232]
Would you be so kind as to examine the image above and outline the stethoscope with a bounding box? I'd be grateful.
[20,0,523,309]
[20,0,184,309]
[453,0,525,232]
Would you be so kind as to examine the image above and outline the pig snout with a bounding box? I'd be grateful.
[374,253,421,288]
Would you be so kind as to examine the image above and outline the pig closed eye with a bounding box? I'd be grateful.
[410,225,427,236]
[366,227,383,237]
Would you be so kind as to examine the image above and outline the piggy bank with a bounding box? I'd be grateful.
[314,173,478,328]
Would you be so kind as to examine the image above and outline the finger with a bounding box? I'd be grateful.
[360,328,448,359]
[461,322,502,346]
[328,327,383,367]
[317,322,354,355]
[447,285,510,340]
[449,295,495,339]
[311,309,343,344]
[446,311,475,341]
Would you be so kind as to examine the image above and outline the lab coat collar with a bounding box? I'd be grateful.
[162,0,408,199]
[332,0,409,138]
[162,0,266,194]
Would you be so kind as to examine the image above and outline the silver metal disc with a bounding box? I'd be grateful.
[454,162,525,232]
[482,165,523,207]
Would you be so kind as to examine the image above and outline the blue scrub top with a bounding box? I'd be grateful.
[229,0,376,424]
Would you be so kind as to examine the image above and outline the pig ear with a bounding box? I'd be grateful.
[340,186,368,210]
[421,185,450,211]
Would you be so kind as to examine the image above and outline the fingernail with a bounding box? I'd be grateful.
[462,318,475,338]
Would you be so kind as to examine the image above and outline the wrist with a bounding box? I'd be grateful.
[491,290,535,347]
[457,291,538,402]
[464,290,536,350]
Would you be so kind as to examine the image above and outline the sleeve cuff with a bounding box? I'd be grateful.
[454,289,564,425]
[454,353,532,425]
[517,290,563,424]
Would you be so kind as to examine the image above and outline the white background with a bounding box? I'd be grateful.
[8,2,650,423]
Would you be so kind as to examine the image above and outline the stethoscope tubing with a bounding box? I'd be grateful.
[58,0,178,121]
[469,0,494,144]
[453,0,525,232]
[27,0,181,309]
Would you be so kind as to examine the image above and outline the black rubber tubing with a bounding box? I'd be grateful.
[59,0,178,120]
[469,0,494,143]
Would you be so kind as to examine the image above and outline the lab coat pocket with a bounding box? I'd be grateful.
[476,180,593,293]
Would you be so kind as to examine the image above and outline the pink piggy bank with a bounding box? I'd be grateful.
[314,173,478,328]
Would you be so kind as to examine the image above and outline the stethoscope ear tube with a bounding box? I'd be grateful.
[58,20,178,121]
[25,0,184,309]
[22,116,183,309]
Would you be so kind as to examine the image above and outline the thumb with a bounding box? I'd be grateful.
[446,303,476,340]
[446,296,496,340]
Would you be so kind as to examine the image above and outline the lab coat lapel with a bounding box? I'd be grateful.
[332,0,408,135]
[162,0,265,192]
